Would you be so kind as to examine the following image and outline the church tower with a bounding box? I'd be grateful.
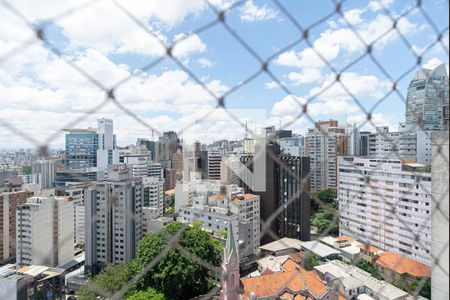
[220,223,240,300]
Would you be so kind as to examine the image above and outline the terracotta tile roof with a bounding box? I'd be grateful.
[209,194,224,199]
[375,252,431,277]
[357,244,381,253]
[281,258,299,272]
[261,268,274,276]
[289,252,306,264]
[240,268,327,300]
[336,235,354,242]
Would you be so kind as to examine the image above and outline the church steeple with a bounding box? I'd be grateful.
[220,223,240,300]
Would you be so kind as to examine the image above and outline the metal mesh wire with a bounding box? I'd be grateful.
[0,0,448,299]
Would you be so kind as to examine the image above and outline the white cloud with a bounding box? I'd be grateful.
[271,95,306,117]
[198,58,213,68]
[339,8,365,25]
[347,112,396,131]
[274,9,416,85]
[274,50,302,67]
[287,68,322,85]
[239,0,278,23]
[172,33,206,58]
[368,0,395,11]
[271,72,391,121]
[264,81,285,89]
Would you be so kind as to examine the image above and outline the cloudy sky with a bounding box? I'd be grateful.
[0,0,448,149]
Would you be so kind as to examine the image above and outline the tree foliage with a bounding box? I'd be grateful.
[77,221,222,300]
[311,188,337,212]
[311,203,338,234]
[127,287,167,300]
[392,277,431,299]
[355,260,381,279]
[77,264,130,300]
[303,254,321,270]
[132,221,222,300]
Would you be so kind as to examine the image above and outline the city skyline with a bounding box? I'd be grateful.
[0,0,448,148]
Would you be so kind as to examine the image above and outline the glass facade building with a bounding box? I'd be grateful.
[405,63,449,131]
[64,129,99,169]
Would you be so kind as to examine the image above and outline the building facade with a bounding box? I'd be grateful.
[84,165,142,275]
[306,120,349,192]
[64,129,98,169]
[277,156,310,240]
[0,191,32,262]
[338,157,432,265]
[16,196,74,267]
[405,63,449,131]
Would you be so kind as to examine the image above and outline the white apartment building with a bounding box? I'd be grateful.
[243,139,255,154]
[178,188,260,259]
[122,147,152,178]
[306,121,349,192]
[58,183,92,246]
[142,176,164,215]
[32,159,56,190]
[142,207,161,234]
[16,196,74,268]
[96,118,119,171]
[338,157,432,265]
[148,162,163,180]
[368,126,432,166]
[85,165,142,275]
[230,194,260,257]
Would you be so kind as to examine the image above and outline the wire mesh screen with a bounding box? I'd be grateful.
[0,0,448,299]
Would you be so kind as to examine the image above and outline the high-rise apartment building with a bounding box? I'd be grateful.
[306,120,349,192]
[85,165,142,275]
[0,191,32,262]
[32,159,56,190]
[96,118,119,171]
[405,64,449,131]
[207,150,222,180]
[136,138,156,160]
[142,176,164,215]
[56,183,92,246]
[368,126,432,166]
[16,196,75,267]
[276,156,310,240]
[338,157,432,266]
[64,128,98,169]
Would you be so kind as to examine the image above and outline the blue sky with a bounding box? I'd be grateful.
[0,0,448,148]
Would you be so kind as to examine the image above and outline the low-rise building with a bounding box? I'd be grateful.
[375,252,431,285]
[299,241,341,261]
[259,237,302,257]
[315,260,409,300]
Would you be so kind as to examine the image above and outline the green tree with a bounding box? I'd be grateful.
[132,221,222,300]
[311,188,337,212]
[126,287,167,300]
[355,260,381,279]
[303,254,321,270]
[77,264,130,300]
[311,203,338,234]
[409,277,431,299]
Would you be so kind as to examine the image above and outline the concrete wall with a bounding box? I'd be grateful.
[431,131,449,300]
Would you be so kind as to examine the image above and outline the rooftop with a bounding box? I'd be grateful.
[375,252,431,277]
[299,241,341,258]
[259,238,302,253]
[315,260,408,300]
[240,268,330,300]
[336,236,355,242]
[357,243,382,254]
